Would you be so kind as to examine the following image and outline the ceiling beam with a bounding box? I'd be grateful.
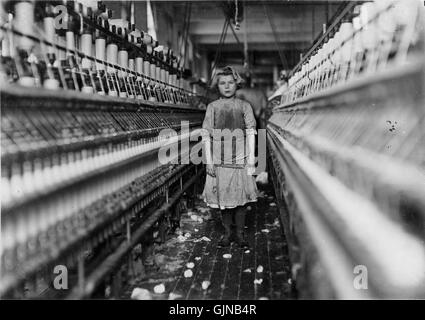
[189,2,332,22]
[189,19,315,35]
[199,42,310,52]
[192,32,314,44]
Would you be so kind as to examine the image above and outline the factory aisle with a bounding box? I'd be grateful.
[122,183,294,300]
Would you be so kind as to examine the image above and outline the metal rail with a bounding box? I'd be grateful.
[1,164,200,297]
[66,167,204,300]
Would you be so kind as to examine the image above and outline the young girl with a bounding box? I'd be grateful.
[201,66,258,248]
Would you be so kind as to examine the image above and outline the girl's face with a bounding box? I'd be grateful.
[217,75,237,98]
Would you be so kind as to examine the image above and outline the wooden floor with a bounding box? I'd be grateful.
[122,184,294,300]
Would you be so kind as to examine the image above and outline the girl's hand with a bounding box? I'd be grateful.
[206,164,216,177]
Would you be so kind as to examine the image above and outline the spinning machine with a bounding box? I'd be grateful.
[0,0,207,299]
[267,0,425,299]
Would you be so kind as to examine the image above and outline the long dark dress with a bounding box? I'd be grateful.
[202,97,258,209]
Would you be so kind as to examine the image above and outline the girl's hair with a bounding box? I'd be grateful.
[210,66,245,90]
